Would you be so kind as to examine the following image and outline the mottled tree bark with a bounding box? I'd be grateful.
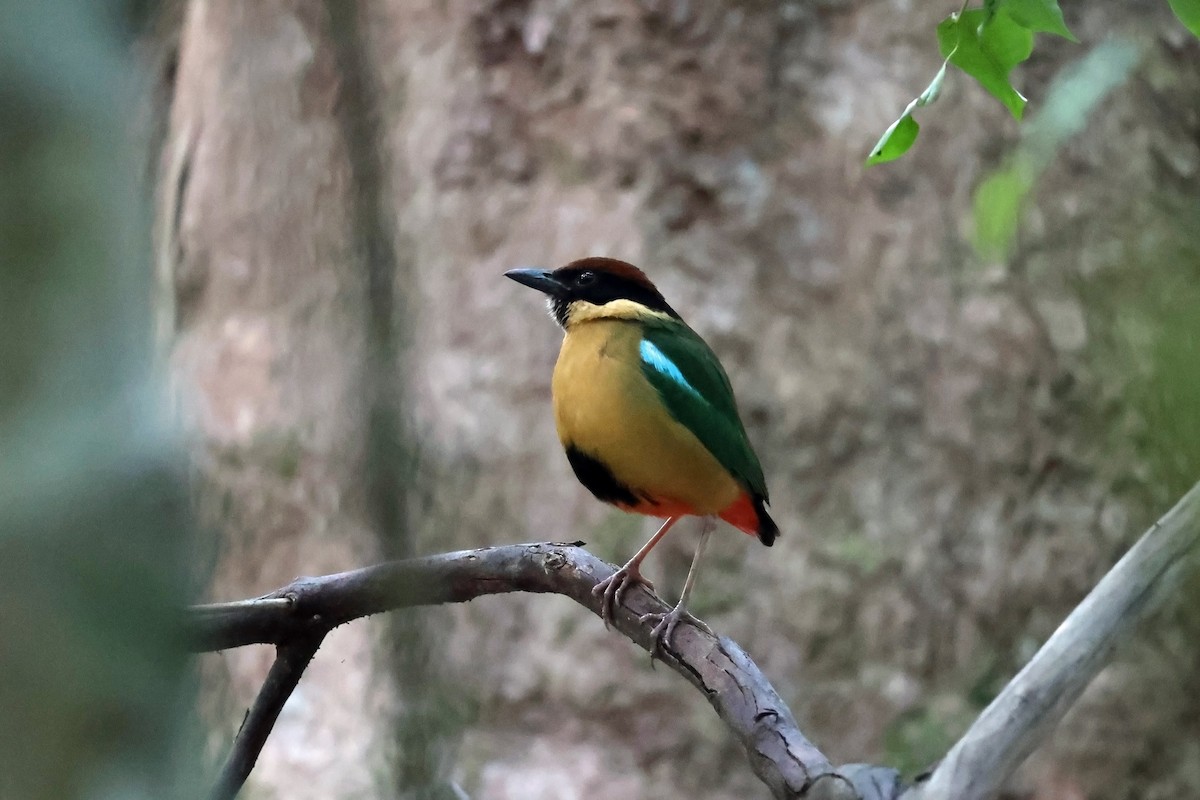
[163,1,398,794]
[158,1,1200,798]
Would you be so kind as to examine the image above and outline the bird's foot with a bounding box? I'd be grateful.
[639,604,713,662]
[592,565,656,630]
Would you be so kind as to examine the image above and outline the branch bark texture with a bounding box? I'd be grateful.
[208,633,325,800]
[193,481,1200,800]
[190,542,893,798]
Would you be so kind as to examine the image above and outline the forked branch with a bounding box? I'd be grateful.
[193,481,1200,800]
[191,541,897,800]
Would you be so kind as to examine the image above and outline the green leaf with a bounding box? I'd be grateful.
[1026,40,1140,153]
[938,9,1034,119]
[865,64,946,166]
[998,0,1077,41]
[981,0,1001,28]
[1167,0,1200,38]
[866,113,920,165]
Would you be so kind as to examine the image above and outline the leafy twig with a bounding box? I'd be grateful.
[867,0,1076,165]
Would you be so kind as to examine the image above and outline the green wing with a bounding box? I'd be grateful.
[639,322,768,500]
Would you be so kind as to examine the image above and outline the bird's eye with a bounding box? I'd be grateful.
[576,271,597,287]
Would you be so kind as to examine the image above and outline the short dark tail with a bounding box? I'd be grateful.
[753,495,779,547]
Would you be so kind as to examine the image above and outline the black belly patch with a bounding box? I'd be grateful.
[565,445,640,507]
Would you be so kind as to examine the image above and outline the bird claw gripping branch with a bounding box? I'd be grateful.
[592,565,656,630]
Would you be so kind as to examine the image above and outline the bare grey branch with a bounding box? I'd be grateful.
[188,542,869,798]
[907,481,1200,800]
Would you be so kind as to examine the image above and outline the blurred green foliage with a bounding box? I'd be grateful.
[962,30,1200,506]
[883,696,977,779]
[1133,303,1200,499]
[0,1,200,798]
[972,39,1140,259]
[1083,230,1200,504]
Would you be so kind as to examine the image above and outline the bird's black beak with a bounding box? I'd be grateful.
[504,268,566,297]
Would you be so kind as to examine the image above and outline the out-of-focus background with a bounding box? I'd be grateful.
[4,1,1199,798]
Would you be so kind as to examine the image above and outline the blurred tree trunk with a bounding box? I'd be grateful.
[158,1,1200,798]
[161,1,406,794]
[1,2,196,798]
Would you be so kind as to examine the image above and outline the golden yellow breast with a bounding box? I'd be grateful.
[551,319,741,515]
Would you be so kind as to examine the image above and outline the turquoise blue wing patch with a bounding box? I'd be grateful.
[638,323,768,499]
[639,339,703,400]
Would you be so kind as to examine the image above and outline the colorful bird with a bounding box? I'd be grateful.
[506,257,777,654]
